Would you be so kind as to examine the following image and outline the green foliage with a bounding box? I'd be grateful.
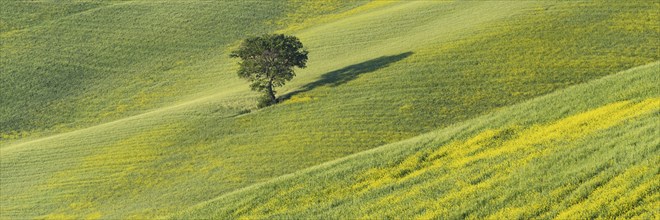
[231,34,308,107]
[257,94,277,108]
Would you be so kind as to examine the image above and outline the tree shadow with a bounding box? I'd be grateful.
[281,51,413,101]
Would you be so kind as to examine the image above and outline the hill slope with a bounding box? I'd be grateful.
[1,1,659,219]
[175,62,660,219]
[0,0,369,140]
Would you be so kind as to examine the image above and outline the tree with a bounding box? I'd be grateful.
[230,34,308,108]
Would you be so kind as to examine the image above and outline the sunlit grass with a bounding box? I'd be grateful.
[0,0,371,141]
[175,62,660,219]
[1,0,658,219]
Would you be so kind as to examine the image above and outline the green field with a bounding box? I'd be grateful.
[175,62,660,219]
[1,1,658,219]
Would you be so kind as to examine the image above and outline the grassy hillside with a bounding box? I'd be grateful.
[1,1,659,219]
[0,0,368,140]
[175,62,660,219]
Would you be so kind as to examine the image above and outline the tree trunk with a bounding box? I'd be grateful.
[266,79,277,104]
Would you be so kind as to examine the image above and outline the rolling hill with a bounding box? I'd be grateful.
[1,0,658,219]
[175,62,660,219]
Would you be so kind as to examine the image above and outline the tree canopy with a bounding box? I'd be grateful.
[230,34,308,107]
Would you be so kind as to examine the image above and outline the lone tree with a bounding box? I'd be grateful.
[230,34,308,108]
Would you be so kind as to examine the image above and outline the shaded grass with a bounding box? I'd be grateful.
[281,52,413,101]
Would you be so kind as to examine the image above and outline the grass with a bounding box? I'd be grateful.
[0,0,369,140]
[1,0,659,219]
[174,62,660,219]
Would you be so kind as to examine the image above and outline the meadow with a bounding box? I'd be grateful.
[1,0,658,219]
[175,61,660,219]
[0,0,368,140]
